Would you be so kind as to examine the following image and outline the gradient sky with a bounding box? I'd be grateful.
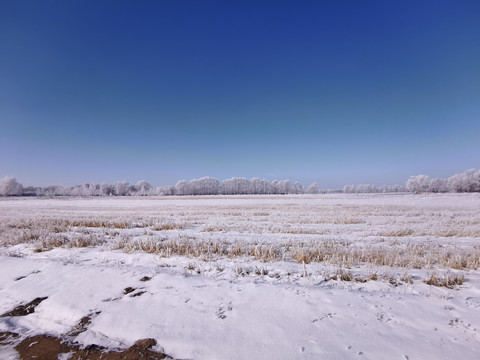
[1,1,479,188]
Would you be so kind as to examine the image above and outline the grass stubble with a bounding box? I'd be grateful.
[1,195,479,289]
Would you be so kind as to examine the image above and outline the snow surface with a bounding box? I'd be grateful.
[1,194,479,359]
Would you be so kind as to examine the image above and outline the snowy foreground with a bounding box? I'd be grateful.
[1,194,479,359]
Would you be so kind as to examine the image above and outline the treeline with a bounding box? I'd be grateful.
[1,169,478,197]
[169,178,321,196]
[0,176,322,197]
[343,184,405,194]
[405,169,480,193]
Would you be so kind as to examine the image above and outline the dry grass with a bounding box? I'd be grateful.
[201,225,227,233]
[378,228,480,238]
[39,233,104,250]
[378,229,415,237]
[331,218,366,225]
[68,220,135,229]
[103,236,480,271]
[330,269,353,281]
[152,222,186,231]
[1,194,480,275]
[400,272,413,284]
[1,219,479,271]
[253,212,270,216]
[424,272,464,288]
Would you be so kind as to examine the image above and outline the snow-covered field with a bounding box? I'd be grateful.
[1,194,479,359]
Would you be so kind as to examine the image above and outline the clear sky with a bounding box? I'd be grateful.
[1,0,479,188]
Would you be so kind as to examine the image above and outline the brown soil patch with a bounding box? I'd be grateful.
[1,297,48,317]
[15,334,73,359]
[14,334,170,360]
[68,310,102,336]
[124,287,136,294]
[0,331,19,345]
[140,276,152,282]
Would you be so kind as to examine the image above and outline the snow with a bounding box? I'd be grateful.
[1,194,480,359]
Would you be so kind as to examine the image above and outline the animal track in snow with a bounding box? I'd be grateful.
[216,302,233,319]
[313,312,336,323]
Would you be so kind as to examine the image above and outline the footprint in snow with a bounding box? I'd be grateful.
[216,302,233,319]
[313,313,336,324]
[466,297,480,308]
[216,308,226,319]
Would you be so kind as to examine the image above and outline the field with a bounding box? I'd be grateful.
[1,194,480,359]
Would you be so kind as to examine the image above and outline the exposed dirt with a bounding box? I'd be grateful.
[68,311,101,337]
[1,306,171,359]
[123,287,147,297]
[131,290,146,297]
[140,276,152,282]
[0,331,19,345]
[123,287,136,294]
[13,334,171,360]
[14,334,73,359]
[14,270,41,281]
[1,297,48,317]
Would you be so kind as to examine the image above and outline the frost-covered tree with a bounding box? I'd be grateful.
[405,175,430,193]
[201,177,220,195]
[276,180,292,194]
[221,177,250,195]
[69,184,87,196]
[250,178,271,194]
[185,178,208,195]
[68,183,102,196]
[428,178,448,193]
[447,169,480,193]
[174,180,188,195]
[406,170,480,193]
[250,178,262,194]
[187,177,219,195]
[270,180,280,194]
[114,181,130,196]
[355,184,377,193]
[306,182,319,194]
[343,184,392,193]
[379,184,406,193]
[156,185,174,196]
[36,185,66,197]
[135,180,153,196]
[293,181,304,194]
[0,176,23,196]
[100,183,115,196]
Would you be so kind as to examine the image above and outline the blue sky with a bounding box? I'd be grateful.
[1,1,479,188]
